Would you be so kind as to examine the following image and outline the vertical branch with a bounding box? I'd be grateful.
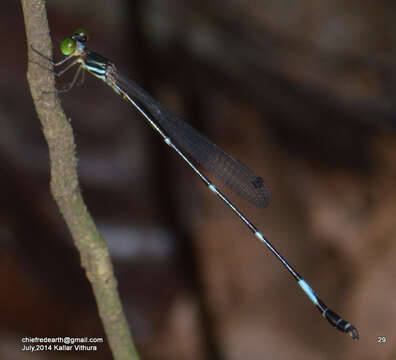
[20,1,140,359]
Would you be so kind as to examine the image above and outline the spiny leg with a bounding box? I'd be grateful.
[30,55,83,94]
[76,67,86,87]
[57,66,83,93]
[31,46,75,67]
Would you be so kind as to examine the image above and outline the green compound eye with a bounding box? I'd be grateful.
[73,28,89,42]
[60,37,76,55]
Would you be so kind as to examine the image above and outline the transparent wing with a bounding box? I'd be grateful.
[114,71,271,207]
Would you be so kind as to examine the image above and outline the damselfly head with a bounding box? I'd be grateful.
[60,29,89,56]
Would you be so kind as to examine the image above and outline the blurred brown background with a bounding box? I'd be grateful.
[1,0,395,359]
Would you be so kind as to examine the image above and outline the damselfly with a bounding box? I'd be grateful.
[32,29,359,340]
